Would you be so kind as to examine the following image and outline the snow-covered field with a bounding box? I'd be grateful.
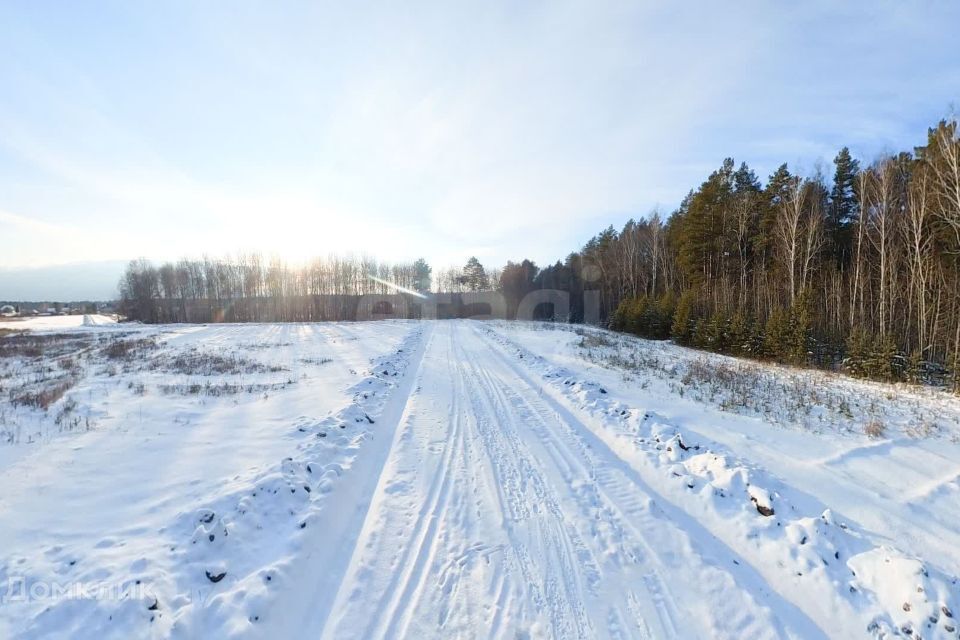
[1,319,959,639]
[0,314,118,332]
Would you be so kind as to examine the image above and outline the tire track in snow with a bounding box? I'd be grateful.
[462,330,699,639]
[456,335,597,638]
[474,322,830,640]
[260,323,435,640]
[371,330,469,639]
[318,321,816,639]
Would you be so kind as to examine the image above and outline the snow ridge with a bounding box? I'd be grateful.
[162,325,427,637]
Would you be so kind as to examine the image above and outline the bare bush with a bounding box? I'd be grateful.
[11,377,77,410]
[100,337,158,360]
[152,349,284,375]
[904,419,939,438]
[158,380,293,396]
[0,332,93,359]
[864,420,886,439]
[578,332,616,349]
[239,341,292,350]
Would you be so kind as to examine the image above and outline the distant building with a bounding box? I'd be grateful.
[0,305,16,317]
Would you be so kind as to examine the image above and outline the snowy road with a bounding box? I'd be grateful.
[5,320,957,638]
[313,322,812,639]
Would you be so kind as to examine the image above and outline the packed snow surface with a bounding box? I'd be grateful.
[1,319,959,639]
[0,314,117,331]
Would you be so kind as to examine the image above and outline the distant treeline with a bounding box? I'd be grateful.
[120,255,427,323]
[118,255,572,323]
[120,115,960,388]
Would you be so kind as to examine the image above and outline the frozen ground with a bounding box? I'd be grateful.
[1,319,959,639]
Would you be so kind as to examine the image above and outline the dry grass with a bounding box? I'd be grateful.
[158,380,293,396]
[864,420,886,439]
[100,337,158,360]
[152,350,285,375]
[11,377,77,410]
[577,331,616,349]
[0,329,302,445]
[0,332,96,359]
[564,325,960,439]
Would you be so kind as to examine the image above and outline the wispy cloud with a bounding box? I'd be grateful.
[0,208,73,236]
[0,0,958,281]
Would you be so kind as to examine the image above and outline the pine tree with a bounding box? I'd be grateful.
[692,318,710,350]
[630,297,649,335]
[728,311,750,356]
[905,348,924,384]
[706,311,728,352]
[747,319,766,358]
[844,329,871,378]
[754,164,795,266]
[412,258,432,293]
[610,298,629,332]
[734,162,761,194]
[671,290,696,345]
[787,290,813,365]
[869,334,900,381]
[763,307,790,361]
[673,159,737,287]
[653,292,676,339]
[827,147,860,267]
[462,257,489,291]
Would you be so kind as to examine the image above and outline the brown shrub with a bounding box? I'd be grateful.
[12,378,76,410]
[864,420,886,439]
[100,337,158,360]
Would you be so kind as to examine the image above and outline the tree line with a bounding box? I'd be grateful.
[119,255,433,323]
[581,117,960,388]
[119,253,524,322]
[119,115,960,387]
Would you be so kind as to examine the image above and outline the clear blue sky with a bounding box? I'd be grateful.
[1,1,958,298]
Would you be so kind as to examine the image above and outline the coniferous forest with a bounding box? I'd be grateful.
[589,118,960,388]
[120,116,960,389]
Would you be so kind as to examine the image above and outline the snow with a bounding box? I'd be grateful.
[0,314,117,332]
[1,319,959,638]
[0,321,418,638]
